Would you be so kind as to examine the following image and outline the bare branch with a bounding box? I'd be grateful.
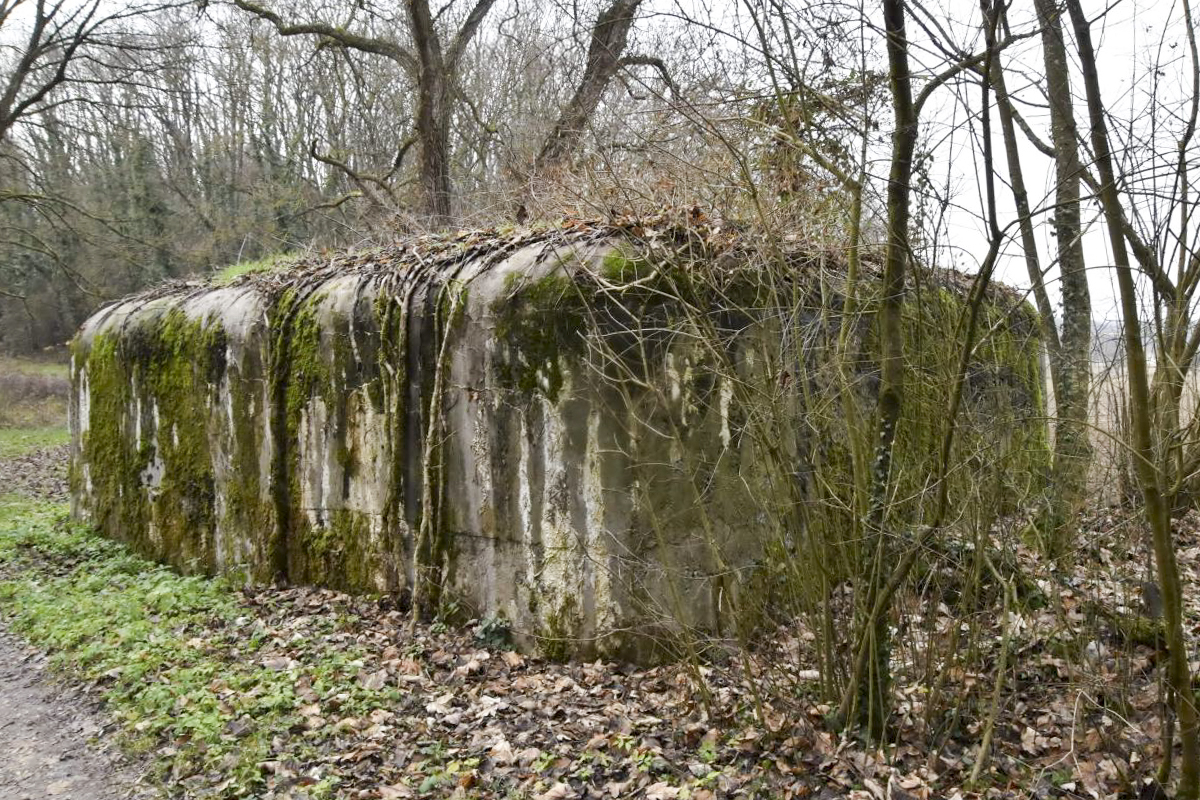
[228,0,417,73]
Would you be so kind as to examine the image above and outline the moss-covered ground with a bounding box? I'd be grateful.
[212,253,295,284]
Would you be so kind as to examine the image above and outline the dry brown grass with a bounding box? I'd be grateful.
[1082,358,1200,505]
[0,357,69,433]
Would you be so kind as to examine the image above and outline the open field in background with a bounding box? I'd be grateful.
[0,355,71,499]
[1081,356,1200,505]
[0,355,70,448]
[0,427,69,459]
[0,355,70,378]
[1087,359,1135,505]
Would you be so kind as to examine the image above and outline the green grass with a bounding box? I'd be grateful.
[0,355,69,379]
[212,253,294,284]
[0,497,398,799]
[0,426,69,458]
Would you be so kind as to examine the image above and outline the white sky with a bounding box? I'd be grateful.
[4,0,1192,332]
[923,0,1187,323]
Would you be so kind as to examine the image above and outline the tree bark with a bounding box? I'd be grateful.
[848,0,916,741]
[535,0,645,171]
[407,0,455,223]
[1033,0,1091,556]
[1065,2,1200,795]
[984,2,1059,359]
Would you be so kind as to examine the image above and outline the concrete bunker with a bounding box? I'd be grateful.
[69,222,1048,659]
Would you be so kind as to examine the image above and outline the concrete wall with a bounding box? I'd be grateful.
[69,226,1049,659]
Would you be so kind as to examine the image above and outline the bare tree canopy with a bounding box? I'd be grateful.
[11,5,1200,792]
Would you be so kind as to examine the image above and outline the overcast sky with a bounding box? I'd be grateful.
[922,0,1189,323]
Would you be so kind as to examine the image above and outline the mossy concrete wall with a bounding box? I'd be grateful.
[69,225,1048,659]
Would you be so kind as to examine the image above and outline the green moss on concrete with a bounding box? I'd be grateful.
[212,253,294,284]
[272,286,396,595]
[539,595,580,662]
[72,235,1051,662]
[219,344,276,583]
[893,284,1048,518]
[292,509,383,594]
[494,246,772,407]
[275,290,328,440]
[77,307,227,574]
[146,309,222,572]
[601,248,655,282]
[76,334,145,544]
[371,288,412,550]
[493,272,587,402]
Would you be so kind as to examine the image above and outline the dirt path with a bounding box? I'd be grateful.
[0,627,151,800]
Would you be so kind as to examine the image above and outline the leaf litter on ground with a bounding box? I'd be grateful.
[0,446,1198,798]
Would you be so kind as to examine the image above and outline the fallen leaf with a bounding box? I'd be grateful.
[535,782,577,800]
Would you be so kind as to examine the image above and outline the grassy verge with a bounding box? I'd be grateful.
[212,254,294,284]
[0,354,69,438]
[0,497,400,799]
[0,496,763,800]
[0,355,70,379]
[0,426,70,458]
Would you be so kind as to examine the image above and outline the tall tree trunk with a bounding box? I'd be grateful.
[408,0,454,223]
[849,0,917,740]
[535,0,646,171]
[231,0,497,225]
[1155,0,1200,510]
[1065,2,1200,795]
[1033,0,1091,557]
[984,2,1060,359]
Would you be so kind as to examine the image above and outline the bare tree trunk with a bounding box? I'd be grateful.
[1154,0,1200,511]
[230,0,496,225]
[984,2,1059,359]
[1032,0,1092,557]
[535,0,645,171]
[1065,2,1200,795]
[849,0,916,741]
[407,0,455,223]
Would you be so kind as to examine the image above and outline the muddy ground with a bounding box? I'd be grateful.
[0,627,153,799]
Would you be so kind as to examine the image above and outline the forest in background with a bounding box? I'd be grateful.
[0,0,876,353]
[13,1,1200,797]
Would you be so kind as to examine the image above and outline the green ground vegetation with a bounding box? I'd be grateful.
[0,496,779,800]
[0,427,70,458]
[0,356,70,379]
[212,253,295,284]
[0,496,400,799]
